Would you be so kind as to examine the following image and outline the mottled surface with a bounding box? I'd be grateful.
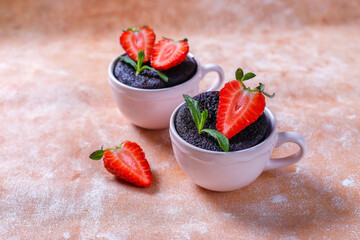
[114,56,197,89]
[175,91,269,152]
[1,0,360,239]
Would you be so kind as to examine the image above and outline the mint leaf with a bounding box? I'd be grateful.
[136,51,145,76]
[119,56,137,69]
[183,95,229,152]
[183,94,201,132]
[242,72,256,81]
[121,50,168,83]
[142,65,168,82]
[235,68,244,81]
[154,69,169,82]
[198,110,208,133]
[201,129,230,152]
[89,150,105,160]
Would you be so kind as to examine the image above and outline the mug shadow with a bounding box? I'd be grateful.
[196,167,356,234]
[127,124,357,235]
[131,125,173,158]
[128,125,175,193]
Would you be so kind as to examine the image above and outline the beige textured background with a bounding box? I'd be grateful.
[1,0,360,239]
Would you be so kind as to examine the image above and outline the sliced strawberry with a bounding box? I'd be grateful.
[90,141,152,187]
[120,27,155,63]
[216,68,274,139]
[151,39,189,71]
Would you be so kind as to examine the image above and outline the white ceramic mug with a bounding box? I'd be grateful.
[108,53,225,129]
[169,106,307,192]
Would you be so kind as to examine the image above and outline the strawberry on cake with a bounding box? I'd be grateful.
[114,26,197,89]
[175,68,275,152]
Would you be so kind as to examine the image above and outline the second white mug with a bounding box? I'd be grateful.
[108,53,225,129]
[169,106,307,192]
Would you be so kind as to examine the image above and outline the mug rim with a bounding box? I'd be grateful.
[108,52,201,93]
[169,103,277,157]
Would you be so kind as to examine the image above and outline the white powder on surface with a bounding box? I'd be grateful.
[63,232,70,239]
[342,178,355,187]
[222,212,235,218]
[323,124,336,132]
[79,176,108,237]
[332,196,346,211]
[270,194,287,204]
[176,220,208,236]
[334,131,354,149]
[346,115,356,120]
[96,232,125,240]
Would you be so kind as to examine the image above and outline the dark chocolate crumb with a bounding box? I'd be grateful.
[175,91,270,152]
[114,55,197,89]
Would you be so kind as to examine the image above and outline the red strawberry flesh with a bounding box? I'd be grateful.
[217,80,266,139]
[120,27,155,63]
[151,39,189,71]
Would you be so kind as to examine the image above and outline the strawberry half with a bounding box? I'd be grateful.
[120,26,155,63]
[216,68,274,139]
[90,141,152,187]
[151,38,189,71]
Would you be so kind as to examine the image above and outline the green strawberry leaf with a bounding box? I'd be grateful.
[262,91,275,98]
[253,82,275,98]
[201,129,229,152]
[123,27,139,32]
[242,72,256,81]
[235,68,244,81]
[258,82,265,92]
[89,149,105,160]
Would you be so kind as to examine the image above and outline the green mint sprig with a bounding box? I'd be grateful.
[183,94,229,152]
[235,68,275,98]
[119,51,168,82]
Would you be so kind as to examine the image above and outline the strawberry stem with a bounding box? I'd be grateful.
[162,37,188,43]
[122,27,139,32]
[235,68,275,98]
[122,26,149,32]
[89,143,124,160]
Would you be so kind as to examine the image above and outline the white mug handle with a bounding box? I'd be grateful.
[200,64,225,92]
[264,132,307,171]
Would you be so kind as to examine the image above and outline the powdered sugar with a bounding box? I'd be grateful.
[342,178,355,187]
[63,232,70,239]
[270,194,287,204]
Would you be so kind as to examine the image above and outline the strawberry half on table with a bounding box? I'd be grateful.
[151,38,189,71]
[90,141,152,188]
[216,68,275,139]
[120,26,156,63]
